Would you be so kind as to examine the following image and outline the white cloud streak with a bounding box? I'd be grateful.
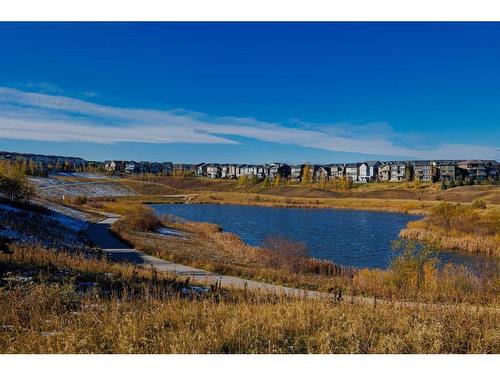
[0,87,497,160]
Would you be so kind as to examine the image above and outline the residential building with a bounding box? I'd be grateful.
[345,163,360,182]
[267,163,291,180]
[378,162,392,181]
[413,161,438,182]
[436,162,463,181]
[328,164,345,180]
[289,165,303,182]
[161,162,174,176]
[359,161,380,182]
[195,163,208,177]
[390,162,408,182]
[206,164,221,179]
[458,160,493,181]
[313,166,330,182]
[104,160,126,173]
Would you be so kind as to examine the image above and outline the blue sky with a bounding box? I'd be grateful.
[0,22,498,163]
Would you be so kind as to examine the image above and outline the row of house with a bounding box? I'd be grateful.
[0,151,86,174]
[104,160,175,175]
[2,150,498,183]
[194,160,500,183]
[196,163,291,180]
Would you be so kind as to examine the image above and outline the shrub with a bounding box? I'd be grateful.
[113,205,162,232]
[71,195,88,205]
[261,235,309,273]
[470,198,486,209]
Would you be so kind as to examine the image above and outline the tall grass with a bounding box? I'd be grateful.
[0,230,498,353]
[400,202,500,255]
[2,286,497,353]
[112,208,499,305]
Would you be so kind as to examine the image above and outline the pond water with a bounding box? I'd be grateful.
[151,203,494,270]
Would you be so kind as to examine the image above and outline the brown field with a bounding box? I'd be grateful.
[126,176,500,204]
[1,243,498,354]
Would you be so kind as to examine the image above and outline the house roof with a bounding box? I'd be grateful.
[345,163,359,168]
[364,160,381,167]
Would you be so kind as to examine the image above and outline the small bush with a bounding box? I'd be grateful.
[471,198,486,209]
[113,205,162,232]
[261,235,309,273]
[71,195,88,205]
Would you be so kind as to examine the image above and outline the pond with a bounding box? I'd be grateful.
[151,203,493,270]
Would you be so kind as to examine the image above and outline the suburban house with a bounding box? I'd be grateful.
[148,162,162,174]
[240,165,266,178]
[458,160,493,181]
[413,161,438,182]
[267,163,291,180]
[488,161,500,179]
[195,163,208,177]
[125,161,139,174]
[290,165,303,182]
[345,163,360,182]
[206,164,221,179]
[104,160,126,173]
[173,163,193,176]
[220,164,230,178]
[313,166,330,182]
[328,164,345,180]
[161,162,174,176]
[390,161,408,182]
[378,162,392,181]
[235,164,246,178]
[359,161,381,182]
[221,164,239,179]
[436,161,464,181]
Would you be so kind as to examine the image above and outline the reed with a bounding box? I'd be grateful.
[1,232,498,353]
[400,202,500,255]
[112,208,499,305]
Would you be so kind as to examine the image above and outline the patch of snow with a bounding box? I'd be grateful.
[181,285,210,297]
[50,172,111,180]
[2,275,33,283]
[31,177,136,198]
[50,213,88,232]
[158,227,185,238]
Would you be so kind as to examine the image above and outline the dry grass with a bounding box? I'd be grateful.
[119,179,179,196]
[189,191,433,214]
[112,207,499,305]
[131,176,500,204]
[400,202,500,256]
[0,232,498,353]
[2,286,498,353]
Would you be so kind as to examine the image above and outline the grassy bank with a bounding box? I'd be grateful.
[1,244,498,354]
[110,206,499,305]
[125,176,500,204]
[400,202,500,256]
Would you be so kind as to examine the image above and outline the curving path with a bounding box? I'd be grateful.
[86,215,498,312]
[87,215,366,301]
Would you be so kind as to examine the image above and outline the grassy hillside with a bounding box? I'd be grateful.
[1,244,498,354]
[125,176,500,204]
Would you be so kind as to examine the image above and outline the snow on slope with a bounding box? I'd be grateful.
[30,177,136,198]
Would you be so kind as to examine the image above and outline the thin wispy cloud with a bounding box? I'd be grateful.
[0,87,497,160]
